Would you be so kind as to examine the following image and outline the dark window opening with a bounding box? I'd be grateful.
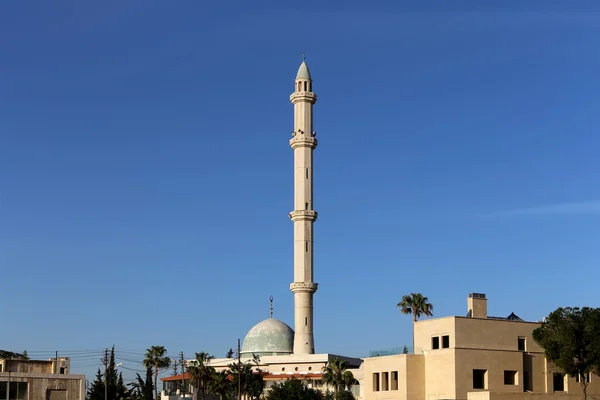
[518,337,526,351]
[309,82,312,91]
[59,367,65,374]
[303,81,307,91]
[305,202,309,210]
[523,371,531,392]
[305,242,308,252]
[391,371,398,390]
[305,317,307,326]
[473,370,486,389]
[442,335,450,348]
[432,337,440,350]
[553,373,565,392]
[373,373,380,392]
[504,371,517,385]
[306,168,309,179]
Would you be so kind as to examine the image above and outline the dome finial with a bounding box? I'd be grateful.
[269,295,274,318]
[302,52,305,62]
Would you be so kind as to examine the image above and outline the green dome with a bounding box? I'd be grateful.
[241,318,294,357]
[296,61,311,80]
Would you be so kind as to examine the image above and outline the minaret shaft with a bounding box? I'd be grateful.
[289,63,318,355]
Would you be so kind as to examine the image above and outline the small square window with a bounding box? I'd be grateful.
[518,337,526,351]
[504,371,517,385]
[473,369,487,389]
[442,335,450,348]
[432,337,440,349]
[553,373,565,392]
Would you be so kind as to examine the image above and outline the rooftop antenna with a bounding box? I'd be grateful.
[269,295,274,318]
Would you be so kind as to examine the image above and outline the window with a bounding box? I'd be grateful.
[304,81,307,91]
[59,367,65,374]
[523,371,531,392]
[432,337,440,349]
[373,373,380,391]
[305,202,309,210]
[391,371,398,390]
[576,373,591,383]
[553,373,565,392]
[305,317,308,326]
[473,369,487,389]
[518,337,526,351]
[442,335,450,348]
[382,372,389,391]
[306,169,309,179]
[305,242,308,252]
[297,82,301,92]
[504,371,517,385]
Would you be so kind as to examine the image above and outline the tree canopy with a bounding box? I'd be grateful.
[397,293,433,322]
[265,378,322,400]
[533,307,600,400]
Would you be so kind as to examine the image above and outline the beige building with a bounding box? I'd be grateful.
[363,293,600,400]
[0,355,85,400]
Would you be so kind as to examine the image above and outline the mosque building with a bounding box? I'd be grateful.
[160,58,363,399]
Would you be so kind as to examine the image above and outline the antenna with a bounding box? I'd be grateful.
[269,295,274,318]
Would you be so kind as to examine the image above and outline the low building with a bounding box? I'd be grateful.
[0,353,85,400]
[363,293,600,400]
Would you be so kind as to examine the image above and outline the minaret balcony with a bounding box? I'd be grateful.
[290,136,317,149]
[288,210,318,222]
[290,92,317,104]
[290,282,318,294]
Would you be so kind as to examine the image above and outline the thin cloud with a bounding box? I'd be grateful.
[482,200,600,217]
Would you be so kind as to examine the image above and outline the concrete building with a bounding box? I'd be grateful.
[161,57,361,400]
[363,293,600,400]
[0,355,85,400]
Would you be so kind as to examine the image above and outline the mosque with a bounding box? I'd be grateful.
[161,58,363,398]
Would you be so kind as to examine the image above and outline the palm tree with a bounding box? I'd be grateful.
[143,346,171,400]
[322,358,354,394]
[397,293,434,353]
[188,352,215,400]
[209,370,231,400]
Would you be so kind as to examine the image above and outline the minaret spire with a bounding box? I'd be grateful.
[289,59,318,355]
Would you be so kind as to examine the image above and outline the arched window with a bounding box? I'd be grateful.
[303,81,307,91]
[309,82,312,91]
[297,82,301,92]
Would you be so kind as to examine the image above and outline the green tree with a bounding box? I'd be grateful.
[397,293,433,353]
[335,391,355,400]
[143,346,171,400]
[188,352,215,400]
[209,370,232,400]
[402,345,409,354]
[225,349,234,359]
[172,361,178,376]
[129,367,154,400]
[322,358,355,394]
[266,378,322,400]
[533,307,600,400]
[87,347,129,400]
[228,356,264,400]
[22,350,29,361]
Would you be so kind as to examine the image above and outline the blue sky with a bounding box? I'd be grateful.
[1,0,600,383]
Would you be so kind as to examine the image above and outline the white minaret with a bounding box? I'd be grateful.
[289,56,318,355]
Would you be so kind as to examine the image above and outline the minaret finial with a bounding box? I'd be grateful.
[302,52,305,62]
[269,295,273,318]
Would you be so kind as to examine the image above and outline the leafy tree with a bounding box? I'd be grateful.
[225,348,234,359]
[533,307,600,400]
[188,352,215,400]
[209,370,232,400]
[266,378,322,400]
[397,293,433,353]
[87,347,129,400]
[143,346,171,400]
[22,350,29,361]
[402,345,409,354]
[322,359,355,394]
[228,356,264,400]
[335,391,355,400]
[129,367,154,400]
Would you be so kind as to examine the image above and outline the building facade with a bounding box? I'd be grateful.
[0,356,85,400]
[363,293,600,400]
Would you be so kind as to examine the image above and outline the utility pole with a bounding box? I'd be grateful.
[237,339,241,400]
[180,352,185,398]
[102,348,109,400]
